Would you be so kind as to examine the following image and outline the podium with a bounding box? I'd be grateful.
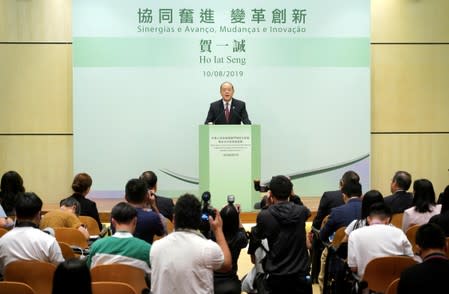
[199,125,261,212]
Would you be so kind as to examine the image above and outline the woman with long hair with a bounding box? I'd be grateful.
[402,179,441,231]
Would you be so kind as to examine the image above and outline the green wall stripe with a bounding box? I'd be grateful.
[73,37,369,67]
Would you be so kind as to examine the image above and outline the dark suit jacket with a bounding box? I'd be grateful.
[312,190,344,230]
[429,211,449,237]
[155,194,174,222]
[319,197,361,242]
[71,193,102,231]
[398,253,449,294]
[204,98,251,125]
[384,190,414,214]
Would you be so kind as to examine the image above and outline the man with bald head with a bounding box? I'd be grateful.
[205,81,251,125]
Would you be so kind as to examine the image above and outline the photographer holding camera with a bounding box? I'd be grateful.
[214,195,249,294]
[150,193,231,294]
[250,175,312,294]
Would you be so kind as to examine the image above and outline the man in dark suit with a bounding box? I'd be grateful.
[310,170,359,282]
[140,170,174,222]
[204,82,251,125]
[384,170,413,213]
[317,176,362,290]
[398,223,449,294]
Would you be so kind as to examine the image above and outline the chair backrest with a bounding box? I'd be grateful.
[332,226,347,248]
[0,281,36,294]
[79,215,101,236]
[153,220,174,241]
[4,260,56,294]
[91,264,148,294]
[405,224,421,254]
[92,281,137,294]
[390,213,403,228]
[0,227,8,237]
[54,227,89,249]
[362,256,417,293]
[385,277,400,294]
[58,241,77,260]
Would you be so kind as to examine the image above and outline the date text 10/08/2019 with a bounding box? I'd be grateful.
[202,70,244,78]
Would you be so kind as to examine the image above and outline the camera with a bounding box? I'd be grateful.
[200,191,216,239]
[200,191,216,222]
[254,179,270,193]
[227,194,235,204]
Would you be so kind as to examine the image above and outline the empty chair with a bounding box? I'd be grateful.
[4,260,56,294]
[0,281,36,294]
[58,241,77,260]
[92,281,137,294]
[54,227,89,249]
[361,256,417,293]
[91,264,148,294]
[79,215,101,236]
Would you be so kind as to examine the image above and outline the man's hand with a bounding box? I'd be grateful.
[208,209,222,233]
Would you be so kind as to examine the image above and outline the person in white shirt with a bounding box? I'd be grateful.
[348,202,414,279]
[0,192,64,274]
[150,193,232,294]
[402,179,441,231]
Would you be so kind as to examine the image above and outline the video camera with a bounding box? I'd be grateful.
[200,191,216,221]
[199,191,216,239]
[254,179,270,193]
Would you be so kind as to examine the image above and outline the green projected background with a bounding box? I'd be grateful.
[73,0,370,205]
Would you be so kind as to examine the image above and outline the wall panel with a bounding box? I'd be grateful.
[371,45,449,132]
[371,134,449,196]
[371,0,449,43]
[0,0,71,42]
[0,135,73,204]
[0,44,72,133]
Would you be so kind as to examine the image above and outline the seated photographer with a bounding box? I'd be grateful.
[214,198,248,294]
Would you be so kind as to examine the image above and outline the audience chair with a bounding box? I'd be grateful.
[4,260,56,294]
[405,224,421,254]
[361,256,417,293]
[0,281,36,294]
[54,227,89,249]
[79,215,101,236]
[385,277,400,294]
[390,213,403,228]
[0,227,8,237]
[331,226,347,248]
[58,241,77,260]
[154,220,174,241]
[92,281,137,294]
[91,264,148,294]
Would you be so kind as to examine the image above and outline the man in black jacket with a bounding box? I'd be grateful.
[251,175,311,294]
[398,223,449,294]
[204,82,251,125]
[140,170,174,222]
[384,170,413,214]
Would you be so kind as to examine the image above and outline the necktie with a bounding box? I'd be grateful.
[225,102,230,122]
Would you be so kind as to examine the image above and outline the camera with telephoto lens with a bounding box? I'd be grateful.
[254,179,270,193]
[200,191,216,222]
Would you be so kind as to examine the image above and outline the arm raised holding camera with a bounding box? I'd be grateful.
[209,209,232,272]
